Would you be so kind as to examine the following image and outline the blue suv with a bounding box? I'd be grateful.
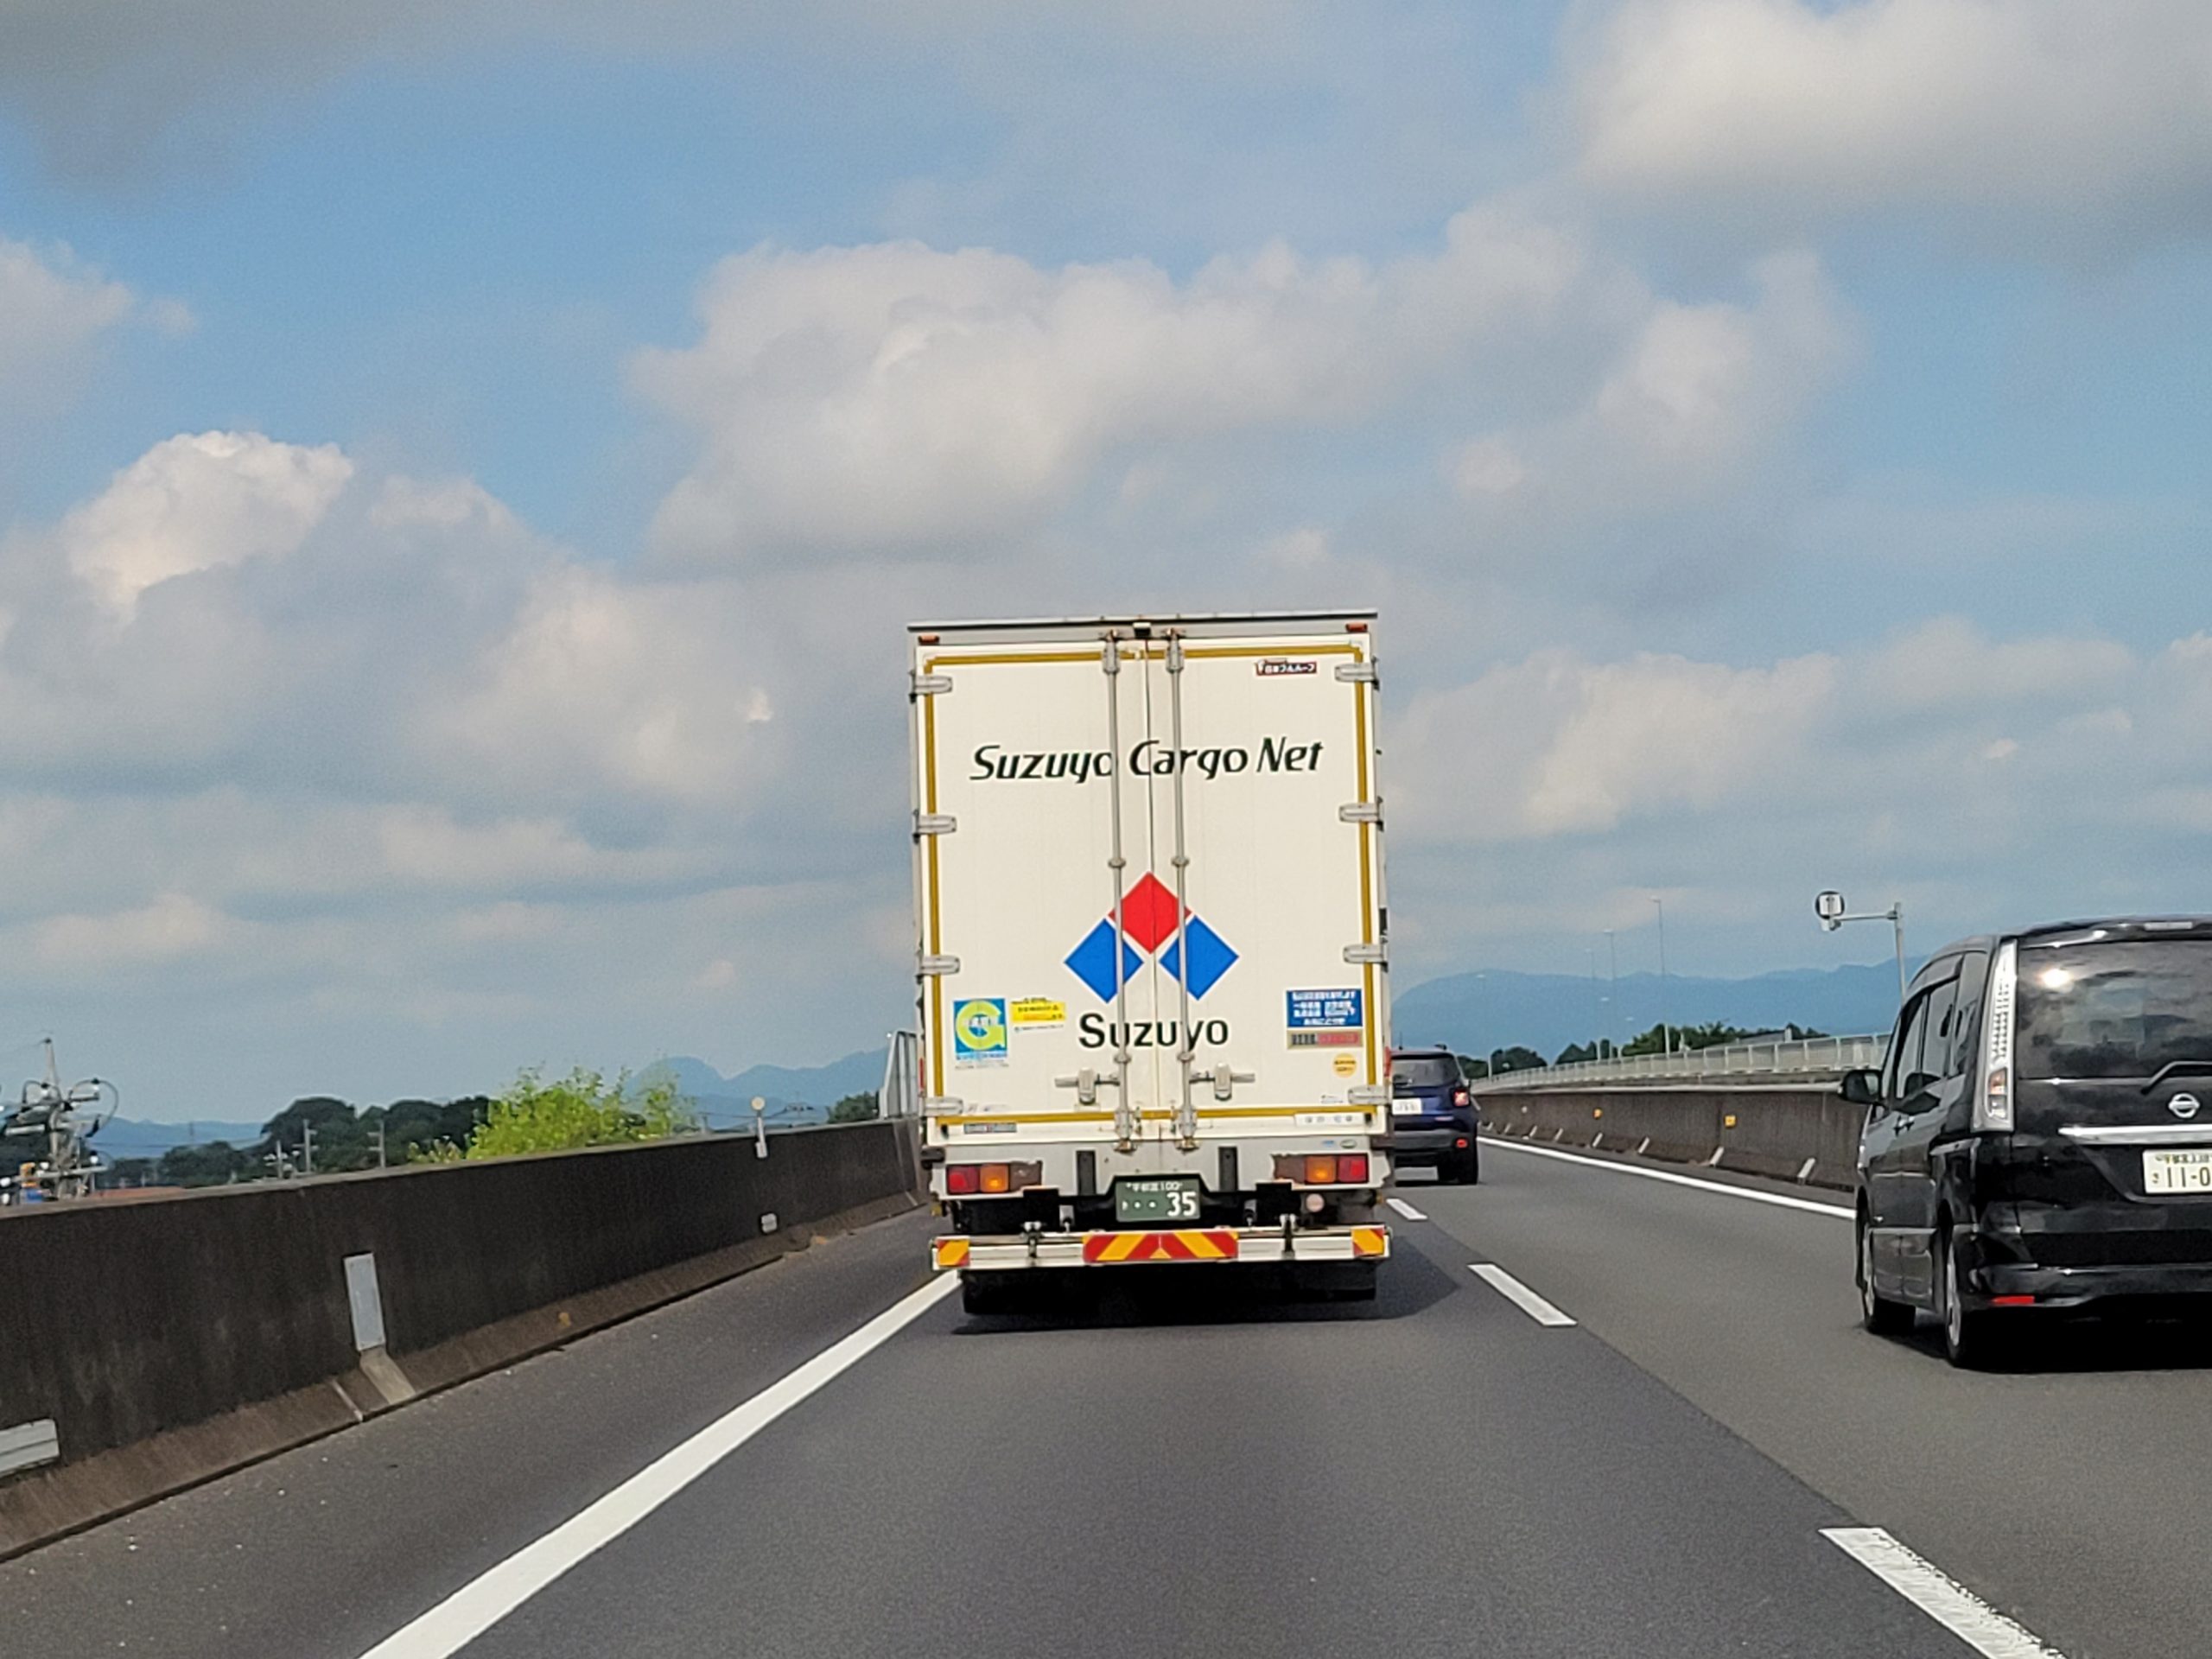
[1382,1046,1479,1184]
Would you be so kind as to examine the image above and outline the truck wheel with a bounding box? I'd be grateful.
[1309,1262,1377,1302]
[961,1274,1018,1317]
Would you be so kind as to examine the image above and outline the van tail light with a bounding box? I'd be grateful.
[945,1162,1041,1196]
[1978,941,2017,1131]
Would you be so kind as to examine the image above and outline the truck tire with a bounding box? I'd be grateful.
[1308,1262,1377,1302]
[961,1273,1019,1317]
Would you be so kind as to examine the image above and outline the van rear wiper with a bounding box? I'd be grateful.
[2140,1058,2212,1094]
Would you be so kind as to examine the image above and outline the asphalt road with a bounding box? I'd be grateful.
[11,1138,2201,1657]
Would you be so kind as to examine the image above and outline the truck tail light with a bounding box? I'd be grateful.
[946,1161,1041,1196]
[1272,1154,1369,1185]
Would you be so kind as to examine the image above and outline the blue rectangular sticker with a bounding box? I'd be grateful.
[1287,988,1363,1027]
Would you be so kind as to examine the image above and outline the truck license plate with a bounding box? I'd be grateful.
[1116,1177,1202,1224]
[2144,1149,2212,1194]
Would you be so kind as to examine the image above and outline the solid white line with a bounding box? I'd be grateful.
[355,1274,960,1659]
[1385,1196,1427,1221]
[1821,1528,2063,1658]
[1469,1263,1576,1326]
[1481,1135,1854,1218]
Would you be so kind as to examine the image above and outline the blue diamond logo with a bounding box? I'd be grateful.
[1159,916,1238,998]
[1064,919,1142,1001]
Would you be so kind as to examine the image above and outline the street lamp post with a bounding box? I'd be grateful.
[1814,890,1907,1005]
[1605,928,1618,1058]
[1652,896,1672,1058]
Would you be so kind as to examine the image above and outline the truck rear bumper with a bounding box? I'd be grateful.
[933,1224,1389,1272]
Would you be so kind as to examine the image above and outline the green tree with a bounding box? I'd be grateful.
[430,1068,697,1160]
[827,1092,880,1124]
[1487,1045,1548,1076]
[257,1096,370,1172]
[1554,1041,1599,1065]
[158,1140,250,1186]
[374,1096,491,1162]
[105,1156,159,1187]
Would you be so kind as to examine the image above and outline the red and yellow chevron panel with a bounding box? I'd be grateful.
[1082,1230,1241,1264]
[931,1237,971,1270]
[1351,1227,1389,1259]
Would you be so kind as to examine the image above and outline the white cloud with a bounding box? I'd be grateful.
[32,893,239,970]
[60,431,353,616]
[1570,0,2212,245]
[634,205,1584,561]
[0,235,135,385]
[1396,646,1839,841]
[1447,249,1848,519]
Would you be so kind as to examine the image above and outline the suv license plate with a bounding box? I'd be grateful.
[2144,1149,2212,1194]
[1391,1097,1427,1116]
[1116,1177,1202,1224]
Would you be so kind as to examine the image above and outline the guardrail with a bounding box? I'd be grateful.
[1469,1032,1889,1092]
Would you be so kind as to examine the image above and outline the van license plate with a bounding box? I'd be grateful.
[1116,1178,1202,1223]
[2143,1150,2212,1194]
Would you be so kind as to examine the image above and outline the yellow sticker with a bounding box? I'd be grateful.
[1332,1052,1358,1076]
[1009,997,1065,1028]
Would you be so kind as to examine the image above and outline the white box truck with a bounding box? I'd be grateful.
[911,613,1393,1312]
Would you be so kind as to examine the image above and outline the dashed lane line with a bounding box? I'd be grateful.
[1821,1527,2065,1658]
[1468,1262,1576,1326]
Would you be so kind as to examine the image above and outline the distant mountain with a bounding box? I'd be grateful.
[643,1050,889,1130]
[79,1116,267,1158]
[1391,961,1907,1063]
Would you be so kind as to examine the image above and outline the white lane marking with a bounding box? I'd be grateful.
[1469,1263,1576,1326]
[1385,1196,1427,1221]
[1821,1528,2063,1658]
[355,1274,959,1659]
[1481,1135,1853,1219]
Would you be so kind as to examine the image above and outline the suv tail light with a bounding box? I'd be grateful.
[1452,1087,1470,1108]
[1977,941,2017,1131]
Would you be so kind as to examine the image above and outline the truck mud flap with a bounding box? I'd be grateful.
[932,1225,1389,1272]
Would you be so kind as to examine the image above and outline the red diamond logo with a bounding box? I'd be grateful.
[1116,873,1185,954]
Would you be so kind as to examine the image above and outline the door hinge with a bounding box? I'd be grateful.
[1338,802,1382,824]
[1347,1084,1389,1107]
[1334,661,1378,684]
[1343,942,1387,965]
[910,672,953,696]
[913,813,957,836]
[918,954,962,976]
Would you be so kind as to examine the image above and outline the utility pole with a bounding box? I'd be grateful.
[301,1121,315,1177]
[1652,895,1672,1058]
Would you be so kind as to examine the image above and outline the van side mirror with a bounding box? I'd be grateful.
[1839,1068,1881,1108]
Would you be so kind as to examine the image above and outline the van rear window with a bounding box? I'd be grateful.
[2016,939,2212,1080]
[1391,1056,1460,1090]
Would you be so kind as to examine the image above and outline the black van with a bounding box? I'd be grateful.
[1847,918,2212,1366]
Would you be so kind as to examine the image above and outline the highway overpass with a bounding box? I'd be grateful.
[10,1096,2202,1658]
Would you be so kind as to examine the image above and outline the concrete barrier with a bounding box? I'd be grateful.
[0,1121,921,1557]
[1478,1085,1857,1189]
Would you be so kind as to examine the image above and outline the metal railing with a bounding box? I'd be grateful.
[1467,1032,1890,1091]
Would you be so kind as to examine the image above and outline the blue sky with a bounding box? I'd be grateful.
[0,1,2208,1117]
